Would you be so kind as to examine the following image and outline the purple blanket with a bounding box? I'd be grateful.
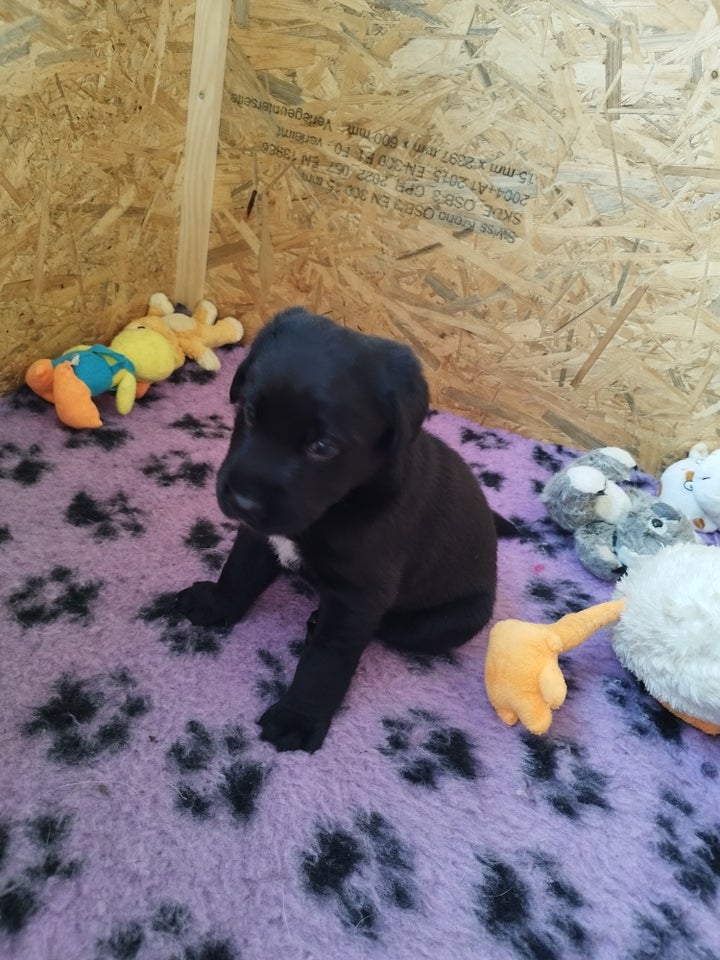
[2,348,718,960]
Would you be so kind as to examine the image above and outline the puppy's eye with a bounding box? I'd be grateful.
[307,438,338,460]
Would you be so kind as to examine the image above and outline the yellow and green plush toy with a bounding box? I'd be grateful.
[25,325,185,429]
[25,294,243,429]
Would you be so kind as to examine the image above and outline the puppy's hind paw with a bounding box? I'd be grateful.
[258,700,331,753]
[175,581,237,627]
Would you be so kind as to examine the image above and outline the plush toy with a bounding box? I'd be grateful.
[25,325,184,429]
[573,489,697,580]
[540,447,637,531]
[540,447,696,580]
[133,293,243,371]
[485,542,720,736]
[25,293,243,428]
[658,442,720,533]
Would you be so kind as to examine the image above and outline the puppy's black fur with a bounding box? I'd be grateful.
[177,308,498,752]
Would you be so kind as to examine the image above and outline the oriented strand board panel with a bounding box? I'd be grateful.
[0,0,194,391]
[207,0,720,473]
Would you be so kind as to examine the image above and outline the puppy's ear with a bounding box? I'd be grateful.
[376,341,429,452]
[229,312,285,402]
[229,356,250,403]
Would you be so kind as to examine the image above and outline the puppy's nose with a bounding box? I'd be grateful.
[230,492,262,523]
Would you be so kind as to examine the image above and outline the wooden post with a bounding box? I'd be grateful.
[174,0,232,306]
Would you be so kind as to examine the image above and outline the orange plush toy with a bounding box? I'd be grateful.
[132,293,243,371]
[25,325,184,429]
[25,294,243,429]
[485,601,625,734]
[485,543,720,736]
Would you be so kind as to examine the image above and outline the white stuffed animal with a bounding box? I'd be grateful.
[485,542,720,736]
[658,442,720,533]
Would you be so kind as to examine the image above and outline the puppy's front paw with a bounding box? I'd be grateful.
[257,699,331,753]
[176,581,237,626]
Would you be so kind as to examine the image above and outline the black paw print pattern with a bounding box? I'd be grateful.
[380,708,479,788]
[64,427,131,452]
[398,650,458,674]
[10,387,53,416]
[65,490,145,541]
[527,576,598,622]
[255,635,306,704]
[503,516,570,559]
[628,900,717,960]
[458,429,508,493]
[701,760,718,781]
[0,811,81,939]
[138,592,231,655]
[7,565,103,628]
[654,788,720,907]
[459,427,510,451]
[532,443,567,475]
[168,365,218,387]
[0,441,53,486]
[474,849,591,959]
[255,649,289,704]
[167,721,270,824]
[171,412,231,441]
[520,732,611,820]
[23,668,151,766]
[183,518,236,572]
[96,900,237,960]
[604,674,686,744]
[468,463,505,493]
[141,450,212,488]
[301,810,417,940]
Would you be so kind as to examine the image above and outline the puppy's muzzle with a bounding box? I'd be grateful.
[225,491,263,525]
[216,467,263,525]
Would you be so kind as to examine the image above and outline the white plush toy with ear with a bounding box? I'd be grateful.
[485,542,720,736]
[658,442,720,533]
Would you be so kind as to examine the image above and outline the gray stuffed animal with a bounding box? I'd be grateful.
[573,489,698,580]
[540,447,637,532]
[541,447,697,580]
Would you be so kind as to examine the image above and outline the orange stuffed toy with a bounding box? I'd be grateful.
[485,543,720,736]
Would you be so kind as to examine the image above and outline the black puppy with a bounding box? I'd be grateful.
[177,308,498,752]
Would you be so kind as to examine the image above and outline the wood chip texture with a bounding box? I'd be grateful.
[0,1,193,389]
[3,0,720,474]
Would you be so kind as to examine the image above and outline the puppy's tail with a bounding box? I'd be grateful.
[493,512,520,539]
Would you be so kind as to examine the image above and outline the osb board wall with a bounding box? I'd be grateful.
[205,0,720,474]
[0,0,194,392]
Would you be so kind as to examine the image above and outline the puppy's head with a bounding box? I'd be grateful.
[216,308,429,536]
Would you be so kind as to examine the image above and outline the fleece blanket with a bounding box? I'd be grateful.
[1,348,719,960]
